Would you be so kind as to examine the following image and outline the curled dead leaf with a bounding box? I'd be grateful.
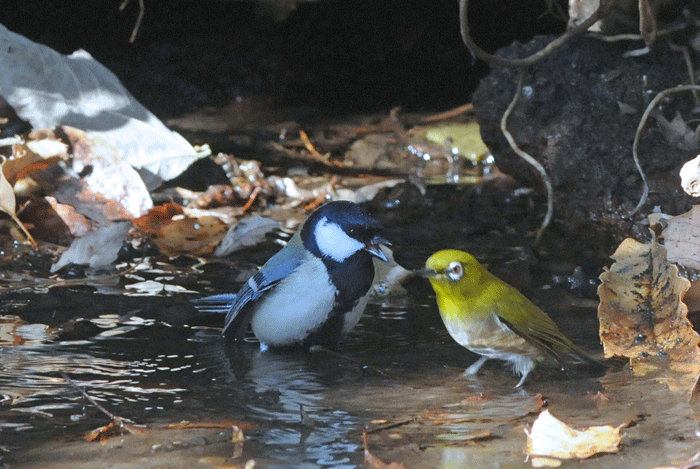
[525,410,624,468]
[5,138,65,186]
[598,236,700,391]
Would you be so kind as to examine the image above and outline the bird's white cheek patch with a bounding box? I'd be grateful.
[314,217,364,262]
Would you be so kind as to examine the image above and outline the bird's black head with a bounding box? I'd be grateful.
[301,201,388,263]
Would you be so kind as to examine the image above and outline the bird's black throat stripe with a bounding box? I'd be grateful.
[299,251,375,348]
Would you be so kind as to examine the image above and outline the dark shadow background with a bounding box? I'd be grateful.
[2,0,566,118]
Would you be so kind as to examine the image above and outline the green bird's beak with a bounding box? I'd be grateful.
[414,267,438,278]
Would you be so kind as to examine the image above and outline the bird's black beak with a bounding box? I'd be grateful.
[364,236,390,262]
[414,267,438,278]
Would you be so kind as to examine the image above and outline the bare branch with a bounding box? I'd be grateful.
[500,70,553,244]
[459,0,614,68]
[628,84,700,217]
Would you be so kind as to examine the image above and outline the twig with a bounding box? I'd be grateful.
[269,140,343,168]
[309,345,392,377]
[668,41,699,104]
[300,129,327,161]
[638,0,658,47]
[120,0,145,43]
[459,0,613,67]
[302,176,340,211]
[10,212,38,249]
[241,186,261,214]
[60,371,140,434]
[366,417,418,435]
[422,103,474,123]
[500,71,553,244]
[628,84,700,217]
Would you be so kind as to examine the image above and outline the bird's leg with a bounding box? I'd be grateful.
[464,356,488,376]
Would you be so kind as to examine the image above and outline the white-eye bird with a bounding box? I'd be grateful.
[419,249,601,387]
[194,201,389,349]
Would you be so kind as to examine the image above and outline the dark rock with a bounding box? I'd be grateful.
[472,35,696,244]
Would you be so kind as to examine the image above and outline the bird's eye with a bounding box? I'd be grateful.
[446,262,463,281]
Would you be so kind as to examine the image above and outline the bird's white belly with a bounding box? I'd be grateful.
[250,260,337,346]
[443,313,540,362]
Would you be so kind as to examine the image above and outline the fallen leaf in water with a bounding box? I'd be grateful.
[598,236,700,391]
[424,392,544,431]
[124,280,197,296]
[85,421,124,442]
[424,122,491,163]
[85,418,147,442]
[363,430,406,469]
[525,410,624,468]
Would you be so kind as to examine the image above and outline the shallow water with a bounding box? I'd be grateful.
[1,229,699,468]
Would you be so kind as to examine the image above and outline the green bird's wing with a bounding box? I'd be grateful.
[489,285,598,366]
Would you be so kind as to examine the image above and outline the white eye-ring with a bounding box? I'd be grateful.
[446,261,463,281]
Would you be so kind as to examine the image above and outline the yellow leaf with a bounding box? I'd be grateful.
[424,122,490,163]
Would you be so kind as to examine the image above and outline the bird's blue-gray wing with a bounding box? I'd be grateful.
[191,293,239,314]
[221,256,302,338]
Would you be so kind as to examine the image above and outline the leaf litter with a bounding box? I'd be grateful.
[5,19,700,469]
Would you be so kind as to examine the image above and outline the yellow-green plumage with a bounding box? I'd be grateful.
[422,249,598,387]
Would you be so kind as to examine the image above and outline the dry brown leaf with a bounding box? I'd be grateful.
[662,205,700,270]
[525,410,624,468]
[132,202,184,233]
[598,236,700,390]
[84,419,146,442]
[5,139,65,186]
[133,203,228,257]
[18,196,94,245]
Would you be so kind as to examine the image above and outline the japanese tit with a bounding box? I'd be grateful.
[195,200,389,349]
